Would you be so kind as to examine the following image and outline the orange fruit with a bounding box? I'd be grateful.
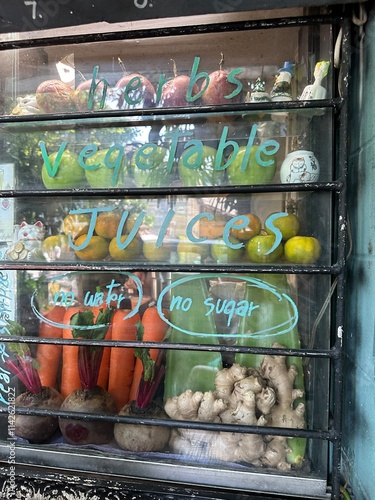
[109,235,142,261]
[284,236,321,264]
[62,213,91,241]
[95,211,122,239]
[265,212,300,241]
[230,213,261,241]
[245,235,283,263]
[74,234,109,261]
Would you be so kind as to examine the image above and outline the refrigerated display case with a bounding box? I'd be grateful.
[0,5,349,499]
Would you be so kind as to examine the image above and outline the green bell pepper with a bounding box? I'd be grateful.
[163,274,223,401]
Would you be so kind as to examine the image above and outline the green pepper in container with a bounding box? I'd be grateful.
[163,274,223,401]
[235,273,306,467]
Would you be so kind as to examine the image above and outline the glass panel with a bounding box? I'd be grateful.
[0,192,331,267]
[0,108,333,191]
[1,24,332,117]
[0,269,329,487]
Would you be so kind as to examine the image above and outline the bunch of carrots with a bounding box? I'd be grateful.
[37,303,169,411]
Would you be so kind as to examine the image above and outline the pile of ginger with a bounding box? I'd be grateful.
[164,344,306,470]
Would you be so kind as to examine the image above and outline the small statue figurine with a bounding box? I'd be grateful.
[300,61,330,100]
[249,78,271,103]
[271,61,295,102]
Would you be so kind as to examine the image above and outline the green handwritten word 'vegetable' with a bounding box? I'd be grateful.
[39,123,279,186]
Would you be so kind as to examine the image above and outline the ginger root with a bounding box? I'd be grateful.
[164,348,306,470]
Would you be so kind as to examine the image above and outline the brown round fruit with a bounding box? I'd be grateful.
[230,213,262,241]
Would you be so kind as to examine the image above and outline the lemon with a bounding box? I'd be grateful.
[74,235,109,261]
[284,236,321,264]
[109,235,142,261]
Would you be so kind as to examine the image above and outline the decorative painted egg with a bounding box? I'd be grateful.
[280,150,320,183]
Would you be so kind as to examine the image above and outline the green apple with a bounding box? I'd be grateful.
[210,236,244,264]
[84,148,126,188]
[129,145,173,187]
[227,145,277,185]
[178,145,224,187]
[42,150,86,189]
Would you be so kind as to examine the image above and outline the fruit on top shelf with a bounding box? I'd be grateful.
[115,73,156,109]
[36,80,77,114]
[159,59,200,107]
[74,79,106,111]
[199,54,243,106]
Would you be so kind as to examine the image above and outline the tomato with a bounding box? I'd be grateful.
[245,235,283,263]
[284,236,321,264]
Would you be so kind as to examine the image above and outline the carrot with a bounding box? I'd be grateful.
[60,306,88,399]
[108,309,140,411]
[128,307,169,402]
[36,305,66,388]
[97,320,112,390]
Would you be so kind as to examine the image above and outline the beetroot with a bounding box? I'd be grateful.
[15,387,63,443]
[58,308,117,445]
[5,320,63,443]
[59,385,116,445]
